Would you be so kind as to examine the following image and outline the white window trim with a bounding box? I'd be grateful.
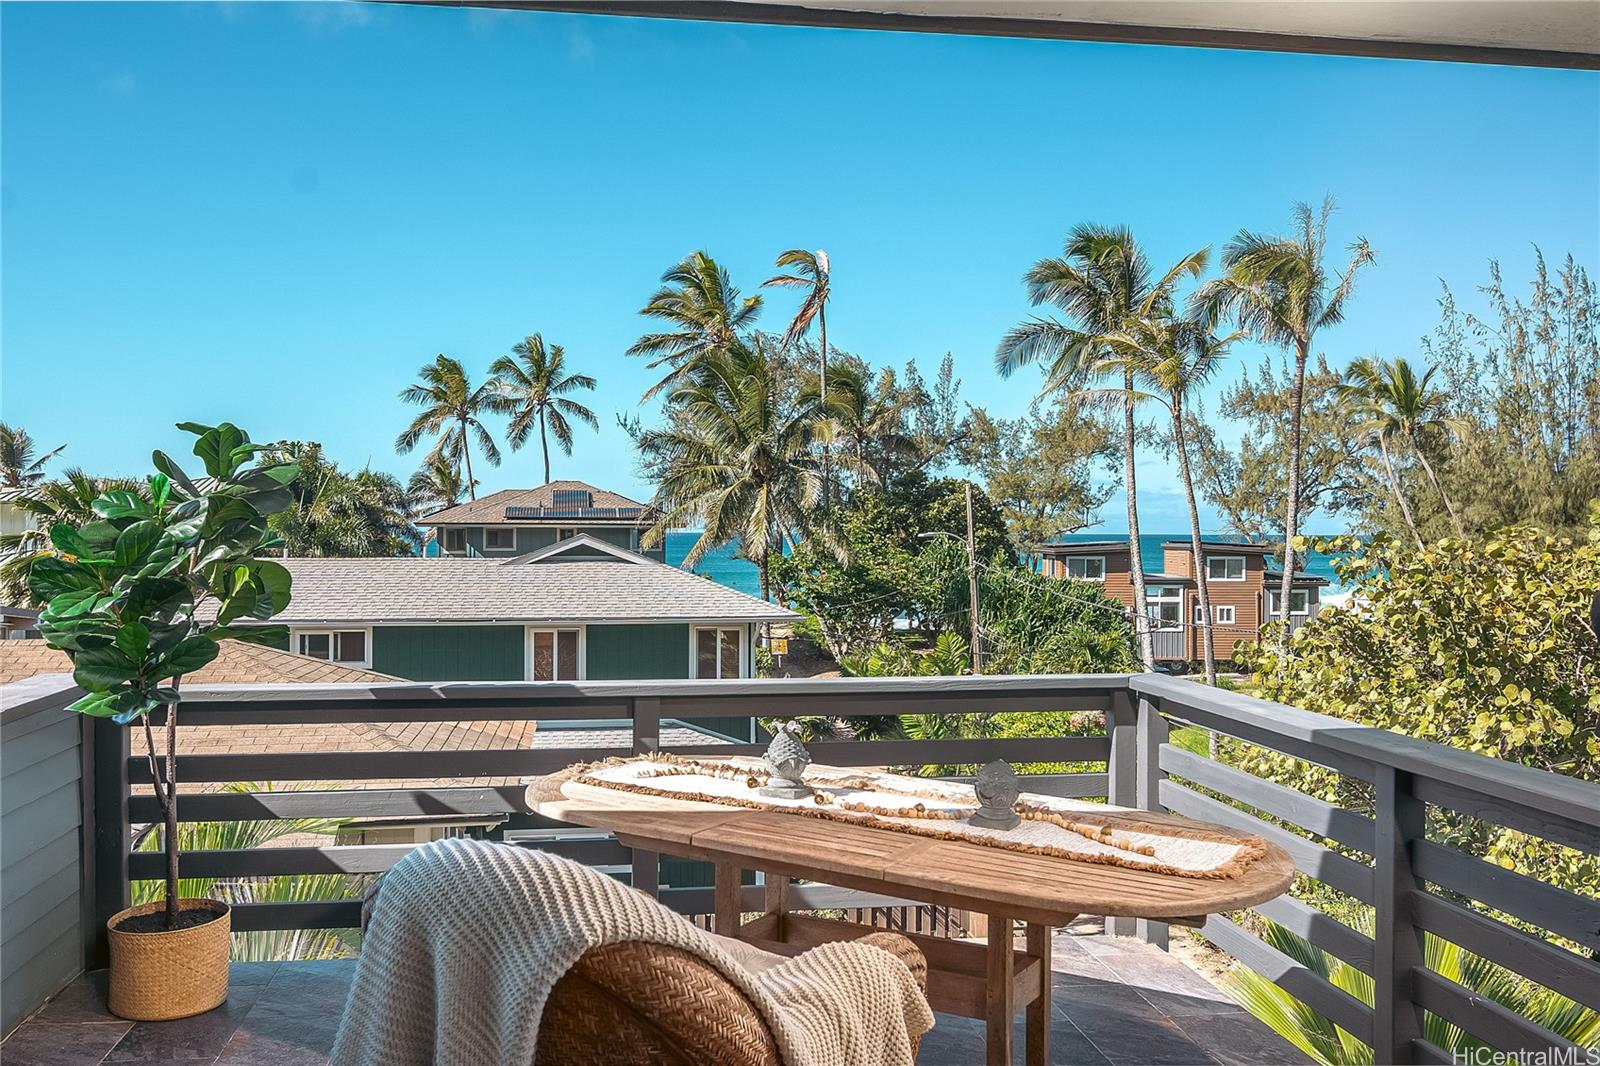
[691,625,747,680]
[1147,587,1183,631]
[483,525,517,552]
[524,625,586,681]
[1065,555,1107,582]
[555,527,579,542]
[1205,555,1247,582]
[291,626,373,669]
[1214,605,1237,625]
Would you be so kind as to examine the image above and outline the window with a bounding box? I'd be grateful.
[529,628,581,681]
[1270,589,1310,616]
[484,527,515,551]
[441,528,467,554]
[297,630,368,665]
[1206,555,1246,581]
[1193,605,1236,625]
[1146,587,1182,630]
[694,627,744,679]
[556,527,578,542]
[1065,556,1106,581]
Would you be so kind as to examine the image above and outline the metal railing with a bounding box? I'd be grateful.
[75,673,1600,1064]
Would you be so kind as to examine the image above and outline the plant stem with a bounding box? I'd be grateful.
[165,680,180,929]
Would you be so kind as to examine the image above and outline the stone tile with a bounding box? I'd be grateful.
[917,1014,986,1065]
[102,993,260,1062]
[33,971,116,1024]
[0,1020,131,1065]
[227,964,281,990]
[1054,984,1220,1066]
[1170,1012,1315,1066]
[1094,954,1242,1019]
[1049,949,1122,986]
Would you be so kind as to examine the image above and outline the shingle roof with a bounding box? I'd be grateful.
[0,639,400,686]
[223,538,797,625]
[417,481,661,526]
[1036,541,1130,555]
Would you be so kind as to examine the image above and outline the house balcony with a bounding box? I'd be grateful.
[3,674,1596,1065]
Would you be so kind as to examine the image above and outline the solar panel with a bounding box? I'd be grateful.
[551,488,593,509]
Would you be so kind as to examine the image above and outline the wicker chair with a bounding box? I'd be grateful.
[535,932,930,1066]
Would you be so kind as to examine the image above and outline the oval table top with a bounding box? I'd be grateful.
[526,770,1296,926]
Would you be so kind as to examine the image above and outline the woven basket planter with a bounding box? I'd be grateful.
[106,898,231,1021]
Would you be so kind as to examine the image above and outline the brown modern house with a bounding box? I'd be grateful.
[1037,540,1327,665]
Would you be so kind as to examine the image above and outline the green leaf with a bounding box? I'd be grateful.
[148,473,171,510]
[93,491,152,521]
[41,587,108,621]
[253,560,293,613]
[155,634,219,678]
[36,616,117,653]
[49,522,94,558]
[27,557,99,601]
[77,520,122,551]
[115,621,152,664]
[151,450,201,499]
[71,645,140,691]
[214,583,260,626]
[209,624,288,647]
[182,422,249,479]
[68,689,137,719]
[120,577,190,622]
[114,520,161,568]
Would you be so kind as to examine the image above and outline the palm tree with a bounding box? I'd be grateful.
[486,334,598,484]
[407,459,469,514]
[765,250,833,499]
[265,442,416,557]
[1099,311,1240,688]
[395,355,501,500]
[1194,198,1374,625]
[627,251,762,400]
[823,362,919,490]
[0,469,145,604]
[996,225,1206,671]
[636,338,827,608]
[1336,356,1464,544]
[0,423,65,488]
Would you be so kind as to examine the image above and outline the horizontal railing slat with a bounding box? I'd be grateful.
[1250,894,1375,975]
[128,838,633,879]
[1411,776,1600,857]
[163,703,633,726]
[1159,780,1375,903]
[129,786,533,824]
[1160,744,1375,853]
[668,736,1110,766]
[1198,914,1374,1044]
[127,747,630,784]
[1410,891,1600,1013]
[1412,966,1577,1054]
[231,900,360,931]
[1411,840,1600,953]
[941,772,1108,799]
[1412,1038,1454,1064]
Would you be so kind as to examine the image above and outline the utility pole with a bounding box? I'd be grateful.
[965,482,981,674]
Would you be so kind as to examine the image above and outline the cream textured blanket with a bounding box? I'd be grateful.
[330,838,933,1066]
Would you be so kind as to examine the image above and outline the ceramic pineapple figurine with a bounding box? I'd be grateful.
[968,759,1022,830]
[759,720,813,800]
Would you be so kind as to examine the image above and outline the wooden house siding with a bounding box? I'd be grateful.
[1167,546,1263,661]
[371,625,526,681]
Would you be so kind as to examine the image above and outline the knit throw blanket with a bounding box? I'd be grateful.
[331,838,933,1066]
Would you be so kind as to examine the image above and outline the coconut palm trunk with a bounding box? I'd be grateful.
[819,304,830,509]
[460,419,477,501]
[1122,372,1154,670]
[1277,338,1309,628]
[1378,435,1424,549]
[1172,398,1217,686]
[539,410,551,484]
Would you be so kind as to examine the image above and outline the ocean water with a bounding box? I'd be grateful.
[667,530,1350,597]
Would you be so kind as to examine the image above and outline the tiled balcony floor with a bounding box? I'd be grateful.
[3,932,1309,1065]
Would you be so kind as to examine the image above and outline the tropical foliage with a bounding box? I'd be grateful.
[627,250,762,400]
[487,333,598,484]
[29,421,298,929]
[0,422,64,487]
[395,354,501,501]
[1229,920,1599,1065]
[962,403,1115,547]
[407,458,469,514]
[1,469,147,605]
[265,441,415,557]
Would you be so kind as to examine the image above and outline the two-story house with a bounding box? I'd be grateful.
[417,481,664,560]
[1037,539,1326,665]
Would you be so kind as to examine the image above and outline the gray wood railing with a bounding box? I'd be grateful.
[81,673,1599,1065]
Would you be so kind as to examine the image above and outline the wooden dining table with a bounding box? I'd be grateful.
[527,769,1295,1066]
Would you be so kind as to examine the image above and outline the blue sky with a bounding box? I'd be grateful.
[3,3,1596,534]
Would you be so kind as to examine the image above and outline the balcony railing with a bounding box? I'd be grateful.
[4,673,1597,1063]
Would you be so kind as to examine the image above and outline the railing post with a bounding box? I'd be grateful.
[1374,766,1426,1064]
[90,716,130,969]
[629,697,661,898]
[1133,693,1170,949]
[1105,689,1138,937]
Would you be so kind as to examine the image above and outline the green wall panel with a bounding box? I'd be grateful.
[372,626,524,681]
[585,624,689,680]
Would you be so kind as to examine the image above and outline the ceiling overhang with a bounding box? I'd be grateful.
[412,0,1600,69]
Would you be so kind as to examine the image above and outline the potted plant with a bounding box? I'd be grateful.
[29,422,298,1021]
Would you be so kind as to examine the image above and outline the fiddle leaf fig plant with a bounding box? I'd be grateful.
[29,422,298,930]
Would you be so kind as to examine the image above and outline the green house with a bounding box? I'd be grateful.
[257,534,796,740]
[416,481,667,561]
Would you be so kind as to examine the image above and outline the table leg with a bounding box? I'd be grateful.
[1025,922,1051,1066]
[763,872,789,940]
[986,914,1013,1066]
[714,862,741,937]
